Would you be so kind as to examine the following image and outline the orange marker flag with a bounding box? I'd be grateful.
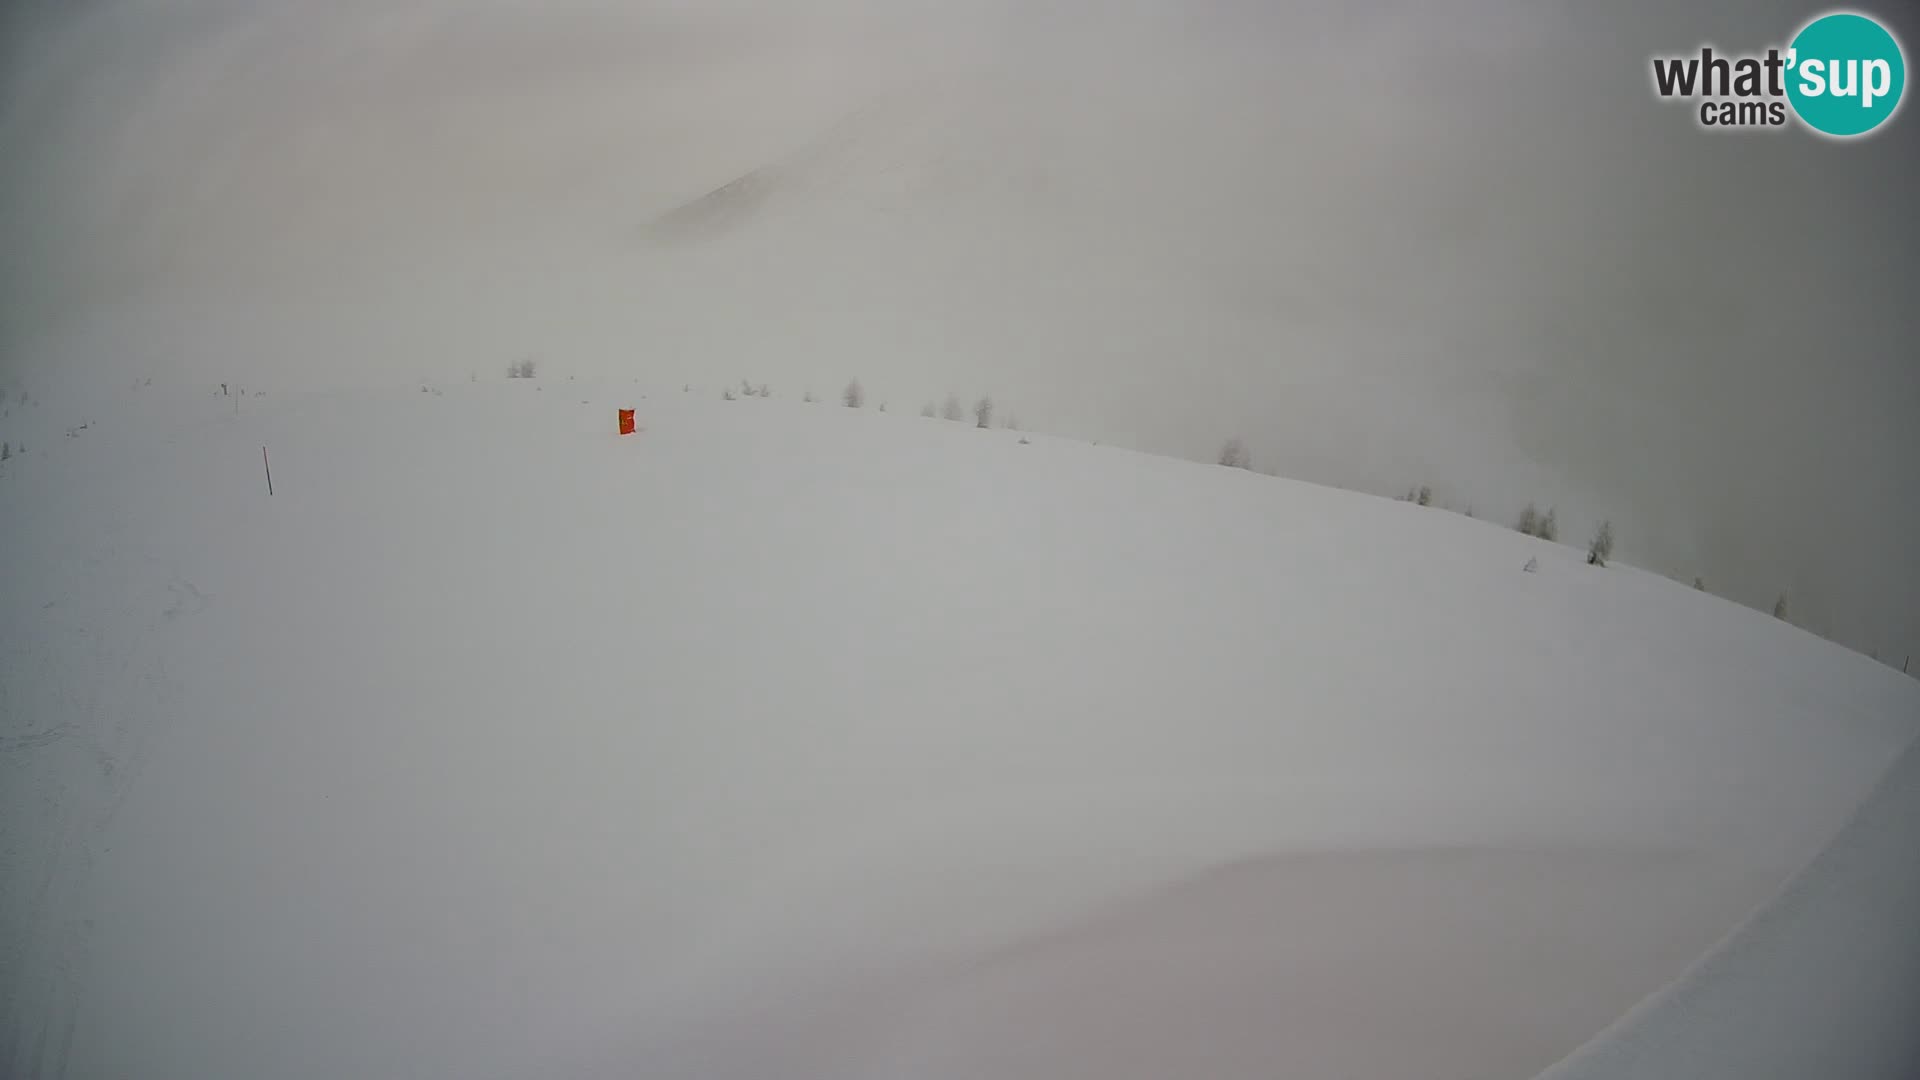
[618,409,636,436]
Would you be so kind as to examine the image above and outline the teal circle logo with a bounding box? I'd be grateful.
[1786,12,1906,137]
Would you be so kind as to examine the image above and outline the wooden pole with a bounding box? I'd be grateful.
[263,446,273,496]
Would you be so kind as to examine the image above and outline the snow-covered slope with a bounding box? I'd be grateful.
[1537,735,1920,1080]
[2,380,1915,1079]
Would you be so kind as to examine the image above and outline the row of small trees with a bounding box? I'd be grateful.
[1515,502,1559,542]
[1213,438,1635,565]
[721,379,771,401]
[1061,427,1800,623]
[1500,498,1613,566]
[920,392,1007,429]
[1378,482,1625,567]
[706,402,1815,632]
[1491,498,1618,565]
[696,398,1862,657]
[717,378,1018,431]
[1460,490,1795,618]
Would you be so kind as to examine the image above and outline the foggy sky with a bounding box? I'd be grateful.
[2,0,1916,663]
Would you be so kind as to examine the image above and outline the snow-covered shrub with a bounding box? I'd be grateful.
[1516,502,1539,535]
[1587,520,1613,566]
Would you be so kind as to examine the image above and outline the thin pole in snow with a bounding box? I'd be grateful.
[263,446,274,496]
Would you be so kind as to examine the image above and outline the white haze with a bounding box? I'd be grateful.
[2,0,1916,661]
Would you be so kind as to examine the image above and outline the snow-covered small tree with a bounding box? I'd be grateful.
[722,387,736,401]
[1516,503,1539,535]
[1773,593,1790,620]
[843,379,864,408]
[803,389,816,403]
[1536,507,1558,543]
[974,396,993,429]
[942,394,965,422]
[1586,520,1613,566]
[1218,438,1250,469]
[1693,576,1706,591]
[757,384,769,398]
[921,401,937,418]
[1416,485,1432,507]
[1,442,9,461]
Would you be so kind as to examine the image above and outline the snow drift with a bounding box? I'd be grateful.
[2,379,1915,1079]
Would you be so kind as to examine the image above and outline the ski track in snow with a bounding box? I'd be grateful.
[4,509,202,1079]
